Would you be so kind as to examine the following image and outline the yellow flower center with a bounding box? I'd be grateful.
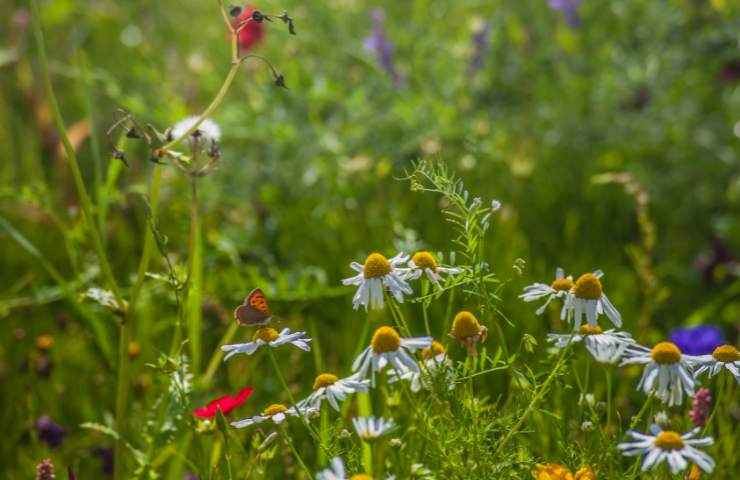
[574,466,596,480]
[313,373,339,389]
[651,342,682,365]
[578,325,603,335]
[363,253,392,279]
[35,334,54,351]
[422,340,446,359]
[127,341,142,358]
[371,326,401,353]
[262,404,288,417]
[532,463,573,480]
[573,273,602,300]
[712,344,740,363]
[350,475,373,480]
[412,251,437,272]
[252,327,279,343]
[450,311,481,339]
[551,278,574,292]
[654,431,685,450]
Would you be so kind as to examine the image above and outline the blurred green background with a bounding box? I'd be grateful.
[1,0,739,477]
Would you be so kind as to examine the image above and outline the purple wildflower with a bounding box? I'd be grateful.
[548,0,582,28]
[364,9,404,87]
[36,416,66,449]
[467,22,491,76]
[669,325,724,356]
[689,388,712,428]
[36,458,55,480]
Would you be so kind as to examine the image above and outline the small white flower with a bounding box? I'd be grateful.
[301,373,370,411]
[692,344,740,384]
[352,416,398,441]
[520,267,574,315]
[410,463,435,479]
[342,252,413,310]
[170,116,221,143]
[352,326,432,386]
[491,199,501,211]
[221,327,311,360]
[231,403,319,429]
[317,456,396,480]
[547,325,635,364]
[406,251,462,289]
[618,425,714,474]
[620,342,697,406]
[563,270,622,328]
[388,341,454,392]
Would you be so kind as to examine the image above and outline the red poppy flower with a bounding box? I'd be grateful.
[193,387,254,419]
[232,6,265,52]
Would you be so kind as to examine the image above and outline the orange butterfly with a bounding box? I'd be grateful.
[234,288,272,326]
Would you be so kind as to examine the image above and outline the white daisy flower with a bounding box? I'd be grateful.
[231,402,319,428]
[388,341,454,392]
[317,456,396,480]
[221,327,311,361]
[692,344,740,384]
[301,373,370,411]
[342,252,413,310]
[618,425,714,474]
[170,116,221,143]
[620,342,697,406]
[352,326,432,386]
[563,270,622,329]
[352,416,398,441]
[406,251,462,289]
[547,325,635,364]
[519,267,574,315]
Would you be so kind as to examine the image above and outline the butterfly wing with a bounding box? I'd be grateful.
[233,288,272,326]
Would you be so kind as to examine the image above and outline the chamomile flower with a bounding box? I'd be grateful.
[342,252,413,310]
[692,344,740,384]
[547,325,635,364]
[620,342,696,406]
[221,327,311,360]
[231,402,319,428]
[520,267,574,315]
[301,373,370,411]
[563,270,622,329]
[352,326,432,386]
[170,116,221,144]
[406,251,462,288]
[352,416,398,441]
[388,341,454,392]
[448,311,488,356]
[317,456,396,480]
[618,425,714,474]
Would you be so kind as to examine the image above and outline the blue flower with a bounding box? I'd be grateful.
[548,0,582,28]
[669,325,724,356]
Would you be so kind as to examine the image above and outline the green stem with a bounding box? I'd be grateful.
[606,366,613,432]
[421,281,431,337]
[281,426,313,479]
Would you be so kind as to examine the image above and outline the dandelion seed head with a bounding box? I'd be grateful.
[252,327,279,343]
[651,342,681,365]
[371,326,401,353]
[422,340,445,358]
[573,273,602,300]
[654,431,685,450]
[313,373,339,389]
[578,324,603,335]
[363,253,392,279]
[262,404,288,416]
[411,251,437,272]
[450,311,481,339]
[712,344,740,362]
[551,277,574,292]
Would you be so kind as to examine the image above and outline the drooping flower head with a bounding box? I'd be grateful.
[352,416,398,442]
[407,251,462,288]
[449,311,488,356]
[231,402,318,429]
[669,325,724,356]
[233,5,266,51]
[352,326,432,386]
[692,344,740,384]
[193,386,254,418]
[520,268,574,315]
[618,425,714,474]
[221,327,311,360]
[620,342,697,406]
[301,373,369,411]
[342,252,413,310]
[563,270,621,329]
[547,325,634,364]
